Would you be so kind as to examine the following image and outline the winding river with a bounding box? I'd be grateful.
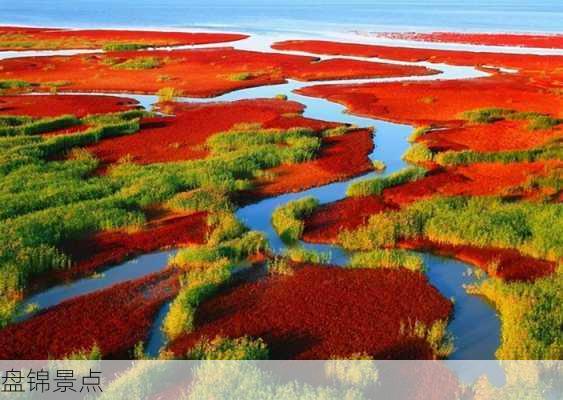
[3,32,500,359]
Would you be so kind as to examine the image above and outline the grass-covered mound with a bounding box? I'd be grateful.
[346,167,426,197]
[348,249,425,272]
[460,108,562,131]
[163,219,268,340]
[339,196,562,263]
[468,273,562,359]
[272,196,319,243]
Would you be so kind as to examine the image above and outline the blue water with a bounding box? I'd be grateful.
[1,1,562,34]
[18,250,176,318]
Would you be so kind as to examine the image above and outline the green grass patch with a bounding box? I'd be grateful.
[228,72,253,81]
[372,160,386,172]
[0,79,32,90]
[163,261,233,339]
[207,126,320,164]
[460,108,562,130]
[0,111,153,326]
[518,167,562,195]
[468,274,562,359]
[526,115,561,131]
[172,231,267,268]
[321,126,353,138]
[206,212,247,245]
[346,166,426,197]
[43,80,72,88]
[102,42,152,51]
[338,196,562,262]
[157,87,181,102]
[186,336,269,360]
[93,362,177,398]
[267,256,294,276]
[435,144,562,166]
[348,249,425,272]
[402,142,434,164]
[284,246,330,264]
[406,110,563,167]
[166,188,233,213]
[83,109,149,125]
[0,114,80,137]
[272,196,319,244]
[164,229,268,339]
[106,126,322,209]
[110,56,162,70]
[163,210,269,340]
[461,108,514,123]
[0,35,95,50]
[64,344,102,360]
[408,126,431,143]
[0,115,34,127]
[399,319,454,358]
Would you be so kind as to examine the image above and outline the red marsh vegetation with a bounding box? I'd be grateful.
[401,239,556,281]
[0,271,179,359]
[87,98,336,166]
[0,94,138,117]
[302,196,394,243]
[271,41,561,285]
[251,128,375,198]
[0,47,437,97]
[272,40,563,78]
[169,265,452,359]
[86,97,376,197]
[302,201,556,282]
[0,26,247,50]
[2,30,560,360]
[374,32,563,49]
[302,161,559,241]
[296,75,563,126]
[43,211,208,286]
[382,162,562,202]
[423,121,562,152]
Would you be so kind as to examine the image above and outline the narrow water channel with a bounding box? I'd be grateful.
[3,33,500,359]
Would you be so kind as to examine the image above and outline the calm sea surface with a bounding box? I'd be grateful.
[1,1,562,34]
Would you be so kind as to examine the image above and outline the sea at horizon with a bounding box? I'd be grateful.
[1,0,562,35]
